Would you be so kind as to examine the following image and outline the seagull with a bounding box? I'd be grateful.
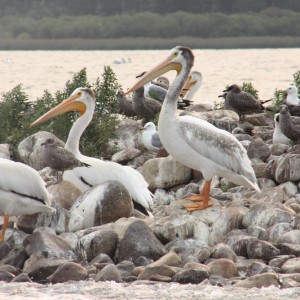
[31,88,153,214]
[41,137,89,181]
[0,158,55,243]
[124,46,260,211]
[285,84,300,117]
[142,122,163,152]
[272,113,291,145]
[117,90,137,117]
[279,104,300,142]
[223,84,270,119]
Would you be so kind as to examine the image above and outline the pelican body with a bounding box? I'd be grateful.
[0,158,55,242]
[125,46,260,211]
[31,88,153,212]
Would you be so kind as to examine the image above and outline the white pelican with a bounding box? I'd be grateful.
[0,158,55,243]
[142,122,162,152]
[181,70,202,100]
[31,88,153,213]
[124,46,260,211]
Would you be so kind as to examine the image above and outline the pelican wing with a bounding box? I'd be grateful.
[0,158,50,205]
[177,116,256,181]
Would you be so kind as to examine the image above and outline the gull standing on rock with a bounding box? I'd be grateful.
[125,46,260,211]
[272,113,291,145]
[0,158,55,243]
[142,122,163,152]
[285,84,300,117]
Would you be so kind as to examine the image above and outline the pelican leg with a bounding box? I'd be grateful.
[0,214,10,244]
[184,180,212,211]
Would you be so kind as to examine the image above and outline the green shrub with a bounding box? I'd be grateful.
[0,67,121,159]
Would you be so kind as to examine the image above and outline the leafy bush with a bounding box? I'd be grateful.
[0,66,121,159]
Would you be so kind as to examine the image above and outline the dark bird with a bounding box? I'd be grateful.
[223,84,270,119]
[279,104,300,141]
[154,76,170,89]
[132,86,162,122]
[41,138,89,178]
[117,90,137,117]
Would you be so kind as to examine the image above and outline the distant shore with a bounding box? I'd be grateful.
[1,36,300,50]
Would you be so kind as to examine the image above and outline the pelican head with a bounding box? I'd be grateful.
[181,70,202,98]
[124,46,194,96]
[287,84,298,95]
[31,87,95,127]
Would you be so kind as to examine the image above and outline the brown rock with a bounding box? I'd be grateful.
[207,258,238,278]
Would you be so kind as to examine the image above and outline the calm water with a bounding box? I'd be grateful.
[0,49,300,104]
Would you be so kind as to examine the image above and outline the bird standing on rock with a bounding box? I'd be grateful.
[142,122,163,152]
[272,113,291,145]
[223,84,270,119]
[124,46,260,211]
[285,84,300,117]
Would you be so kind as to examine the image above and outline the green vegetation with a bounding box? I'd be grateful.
[0,67,121,159]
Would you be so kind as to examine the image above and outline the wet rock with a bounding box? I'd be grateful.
[116,220,166,263]
[211,243,237,262]
[0,144,10,159]
[23,231,77,260]
[172,268,209,284]
[47,181,82,210]
[77,229,118,262]
[150,214,195,243]
[141,156,192,190]
[47,262,88,283]
[111,148,142,164]
[209,206,248,246]
[18,131,65,170]
[17,205,83,234]
[70,181,132,229]
[207,258,238,278]
[95,264,122,282]
[11,273,32,282]
[247,138,271,162]
[234,273,280,288]
[137,265,177,281]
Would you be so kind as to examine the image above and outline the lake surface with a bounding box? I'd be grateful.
[0,48,300,104]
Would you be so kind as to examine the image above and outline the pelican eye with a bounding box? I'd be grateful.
[77,92,82,97]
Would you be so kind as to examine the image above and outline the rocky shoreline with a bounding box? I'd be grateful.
[1,108,300,290]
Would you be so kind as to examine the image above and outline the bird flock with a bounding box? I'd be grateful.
[1,45,299,242]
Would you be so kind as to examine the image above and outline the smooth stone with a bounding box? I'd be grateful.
[270,144,289,156]
[190,205,222,226]
[247,137,271,162]
[261,223,293,243]
[0,270,14,282]
[71,181,132,229]
[278,243,300,256]
[243,113,270,126]
[47,262,89,283]
[207,258,238,278]
[233,273,280,288]
[275,154,300,183]
[137,265,177,281]
[172,268,209,284]
[141,156,192,190]
[95,264,122,283]
[116,260,135,279]
[77,229,118,262]
[246,239,280,259]
[269,255,295,269]
[281,257,300,273]
[276,229,300,244]
[116,220,166,263]
[193,220,210,243]
[0,247,28,269]
[58,232,79,251]
[211,243,237,262]
[111,148,142,164]
[0,264,18,275]
[90,253,114,265]
[252,162,267,178]
[11,273,32,283]
[146,251,182,268]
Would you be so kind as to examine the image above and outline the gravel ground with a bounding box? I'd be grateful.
[1,281,300,300]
